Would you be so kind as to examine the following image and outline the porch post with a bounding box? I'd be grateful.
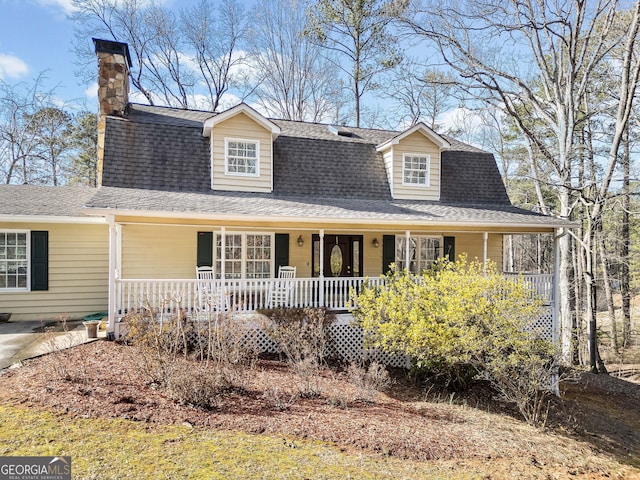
[319,229,324,307]
[107,216,118,334]
[405,231,410,271]
[220,226,226,279]
[483,232,489,272]
[551,228,561,396]
[552,229,560,345]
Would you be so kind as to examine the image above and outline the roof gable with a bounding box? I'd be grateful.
[202,103,281,138]
[376,123,451,152]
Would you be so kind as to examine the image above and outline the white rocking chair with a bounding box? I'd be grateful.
[196,266,229,312]
[267,266,296,308]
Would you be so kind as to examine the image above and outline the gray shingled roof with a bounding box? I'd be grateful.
[0,185,98,217]
[101,103,510,204]
[84,186,564,227]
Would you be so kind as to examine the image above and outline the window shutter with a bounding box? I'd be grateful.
[382,235,395,274]
[197,231,213,267]
[31,231,48,291]
[443,236,455,262]
[275,234,289,271]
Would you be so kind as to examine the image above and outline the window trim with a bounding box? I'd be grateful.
[402,153,430,187]
[395,234,442,274]
[224,138,260,177]
[212,231,274,279]
[0,229,30,292]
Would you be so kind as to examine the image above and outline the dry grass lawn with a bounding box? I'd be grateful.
[0,340,638,479]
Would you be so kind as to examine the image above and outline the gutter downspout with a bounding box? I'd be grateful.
[319,229,324,307]
[483,232,489,272]
[107,216,118,334]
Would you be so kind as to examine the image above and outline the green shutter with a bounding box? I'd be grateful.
[443,236,455,262]
[31,231,48,291]
[275,234,289,271]
[197,231,213,267]
[382,235,395,274]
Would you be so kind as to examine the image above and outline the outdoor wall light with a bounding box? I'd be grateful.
[372,237,380,248]
[297,235,304,247]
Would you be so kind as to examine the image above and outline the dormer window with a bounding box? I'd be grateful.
[225,139,260,176]
[403,153,430,186]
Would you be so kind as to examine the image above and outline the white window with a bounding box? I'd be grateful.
[0,231,28,290]
[395,235,441,274]
[402,154,430,186]
[214,232,273,279]
[225,139,259,176]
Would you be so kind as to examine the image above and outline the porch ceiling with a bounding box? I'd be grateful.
[83,186,573,231]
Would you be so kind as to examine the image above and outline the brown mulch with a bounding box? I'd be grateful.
[1,340,639,477]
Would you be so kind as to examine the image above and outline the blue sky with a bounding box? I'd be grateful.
[0,0,91,107]
[0,0,475,133]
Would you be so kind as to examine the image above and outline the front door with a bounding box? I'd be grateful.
[312,234,363,277]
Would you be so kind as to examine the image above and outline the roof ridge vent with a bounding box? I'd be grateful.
[328,124,352,137]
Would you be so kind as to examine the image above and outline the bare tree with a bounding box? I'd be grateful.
[0,75,56,184]
[26,107,73,185]
[70,0,247,110]
[305,0,403,127]
[384,61,455,129]
[181,0,247,111]
[401,0,640,368]
[247,0,346,122]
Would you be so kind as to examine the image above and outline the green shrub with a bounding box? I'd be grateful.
[352,256,557,424]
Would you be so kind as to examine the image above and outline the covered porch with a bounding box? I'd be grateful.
[105,217,560,341]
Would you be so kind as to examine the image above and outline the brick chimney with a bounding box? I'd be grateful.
[93,38,131,117]
[93,38,131,186]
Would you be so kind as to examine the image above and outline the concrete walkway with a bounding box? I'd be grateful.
[0,320,105,370]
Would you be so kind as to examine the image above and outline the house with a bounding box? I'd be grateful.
[0,39,571,343]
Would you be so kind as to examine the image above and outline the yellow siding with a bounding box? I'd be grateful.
[122,224,200,278]
[387,131,441,200]
[451,233,503,270]
[363,233,382,277]
[382,150,394,197]
[0,222,108,321]
[287,231,312,277]
[358,232,503,277]
[211,112,273,193]
[119,225,503,281]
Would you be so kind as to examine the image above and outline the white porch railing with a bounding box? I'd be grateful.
[115,276,387,317]
[503,273,554,305]
[115,274,553,317]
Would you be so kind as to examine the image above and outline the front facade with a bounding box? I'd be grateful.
[0,39,570,339]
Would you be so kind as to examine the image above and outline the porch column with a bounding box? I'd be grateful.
[319,229,324,307]
[483,232,489,272]
[405,231,410,271]
[552,228,560,344]
[220,226,226,279]
[107,216,118,333]
[551,228,561,396]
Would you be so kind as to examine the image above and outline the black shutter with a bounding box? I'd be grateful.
[275,234,289,271]
[197,231,213,267]
[31,231,48,291]
[382,235,395,274]
[443,236,455,262]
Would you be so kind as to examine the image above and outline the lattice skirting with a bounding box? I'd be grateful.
[114,313,411,369]
[113,309,553,370]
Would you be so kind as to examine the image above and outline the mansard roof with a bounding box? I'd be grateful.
[100,103,511,204]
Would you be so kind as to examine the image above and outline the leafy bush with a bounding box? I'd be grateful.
[352,257,557,425]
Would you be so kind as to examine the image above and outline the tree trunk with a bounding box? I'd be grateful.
[598,227,618,352]
[621,128,632,348]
